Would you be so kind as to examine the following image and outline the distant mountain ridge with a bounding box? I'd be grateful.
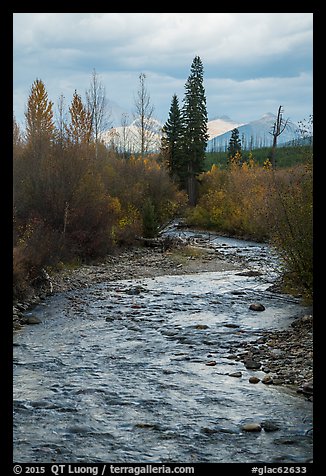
[102,108,301,153]
[207,113,300,152]
[207,116,244,140]
[101,117,162,153]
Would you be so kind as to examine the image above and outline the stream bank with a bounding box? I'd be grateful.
[14,236,313,398]
[13,229,313,463]
[13,242,239,329]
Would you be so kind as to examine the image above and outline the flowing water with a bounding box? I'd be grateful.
[13,229,313,463]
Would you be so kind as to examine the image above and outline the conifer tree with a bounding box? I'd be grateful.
[161,94,185,185]
[227,128,242,163]
[182,56,209,205]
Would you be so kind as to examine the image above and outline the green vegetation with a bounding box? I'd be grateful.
[227,128,242,162]
[205,145,312,171]
[161,56,208,205]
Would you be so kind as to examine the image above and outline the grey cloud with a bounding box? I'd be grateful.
[13,12,313,126]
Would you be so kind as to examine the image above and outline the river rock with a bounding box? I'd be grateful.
[134,423,159,430]
[291,314,313,328]
[242,423,262,432]
[262,367,271,373]
[229,371,242,377]
[237,270,263,277]
[249,376,260,384]
[249,303,265,312]
[25,316,41,325]
[105,316,115,322]
[298,380,313,395]
[244,359,261,370]
[201,427,218,434]
[125,285,147,295]
[206,360,217,366]
[261,420,281,432]
[262,376,273,385]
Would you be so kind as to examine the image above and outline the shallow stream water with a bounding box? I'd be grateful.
[13,231,313,463]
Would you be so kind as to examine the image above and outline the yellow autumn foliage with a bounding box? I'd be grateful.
[186,156,313,298]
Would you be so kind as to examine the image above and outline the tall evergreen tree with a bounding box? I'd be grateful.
[161,94,185,185]
[182,56,209,205]
[227,128,242,163]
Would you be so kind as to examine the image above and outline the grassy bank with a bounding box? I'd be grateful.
[205,145,313,170]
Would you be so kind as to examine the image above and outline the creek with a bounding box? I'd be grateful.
[13,228,313,463]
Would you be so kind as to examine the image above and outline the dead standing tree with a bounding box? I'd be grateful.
[86,69,111,160]
[133,73,157,158]
[269,105,289,168]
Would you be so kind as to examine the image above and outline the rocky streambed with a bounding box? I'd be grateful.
[13,230,313,463]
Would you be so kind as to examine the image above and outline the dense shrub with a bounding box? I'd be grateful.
[13,80,187,302]
[266,164,313,297]
[187,160,271,241]
[100,154,187,244]
[13,149,185,299]
[13,218,64,300]
[186,159,313,299]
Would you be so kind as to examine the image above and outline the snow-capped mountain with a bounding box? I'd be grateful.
[101,109,301,153]
[207,116,244,140]
[207,113,300,152]
[101,117,162,153]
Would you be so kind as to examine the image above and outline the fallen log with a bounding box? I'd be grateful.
[135,234,188,251]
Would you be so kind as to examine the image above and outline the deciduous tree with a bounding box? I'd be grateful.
[133,73,157,157]
[25,78,55,158]
[16,79,56,221]
[66,90,92,146]
[86,69,110,159]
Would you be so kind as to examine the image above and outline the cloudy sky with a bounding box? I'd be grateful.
[13,12,313,129]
